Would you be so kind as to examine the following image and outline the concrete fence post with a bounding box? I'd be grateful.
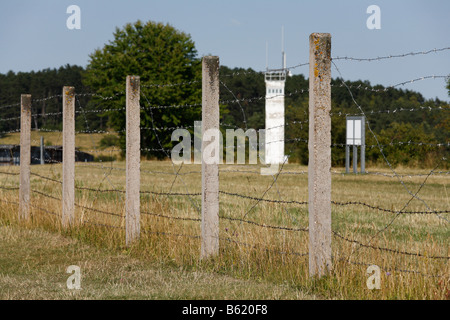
[126,75,141,246]
[308,33,332,277]
[201,56,220,259]
[19,94,31,220]
[62,87,75,228]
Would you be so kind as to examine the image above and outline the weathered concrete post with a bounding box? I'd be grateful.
[308,33,332,277]
[201,56,220,259]
[62,87,75,228]
[19,94,31,220]
[126,75,141,246]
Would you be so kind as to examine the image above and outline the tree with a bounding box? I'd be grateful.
[219,66,265,130]
[83,20,201,159]
[0,65,87,136]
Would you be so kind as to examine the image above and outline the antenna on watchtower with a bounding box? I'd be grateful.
[266,41,269,71]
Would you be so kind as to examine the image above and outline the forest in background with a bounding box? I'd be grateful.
[0,64,448,168]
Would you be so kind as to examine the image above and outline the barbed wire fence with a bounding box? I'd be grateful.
[0,39,448,291]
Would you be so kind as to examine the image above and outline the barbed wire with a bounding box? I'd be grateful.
[334,256,446,278]
[280,46,450,74]
[333,141,449,148]
[331,200,449,215]
[0,197,60,218]
[351,170,450,178]
[270,136,449,149]
[83,220,124,230]
[0,185,19,191]
[218,46,450,77]
[220,214,308,233]
[0,171,19,176]
[0,90,125,114]
[32,94,63,103]
[0,102,20,111]
[332,60,449,222]
[330,104,449,117]
[332,46,450,62]
[6,170,447,216]
[75,91,125,100]
[332,230,449,260]
[331,75,450,95]
[219,236,310,258]
[141,79,200,89]
[0,90,125,112]
[30,202,60,217]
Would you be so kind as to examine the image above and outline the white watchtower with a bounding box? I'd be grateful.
[265,69,286,164]
[264,30,288,164]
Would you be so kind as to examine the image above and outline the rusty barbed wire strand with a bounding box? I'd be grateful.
[6,172,448,215]
[83,220,124,230]
[333,255,446,278]
[332,46,450,62]
[332,231,449,260]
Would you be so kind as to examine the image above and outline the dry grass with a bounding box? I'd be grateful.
[0,225,310,300]
[0,160,449,300]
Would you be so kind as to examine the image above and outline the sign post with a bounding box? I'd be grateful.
[346,116,365,173]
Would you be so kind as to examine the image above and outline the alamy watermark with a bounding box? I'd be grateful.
[366,265,381,290]
[66,5,81,30]
[170,121,281,175]
[366,5,381,30]
[66,265,81,290]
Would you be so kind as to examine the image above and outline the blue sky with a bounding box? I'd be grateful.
[0,0,449,101]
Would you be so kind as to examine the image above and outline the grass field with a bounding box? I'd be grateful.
[0,225,312,300]
[0,156,448,300]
